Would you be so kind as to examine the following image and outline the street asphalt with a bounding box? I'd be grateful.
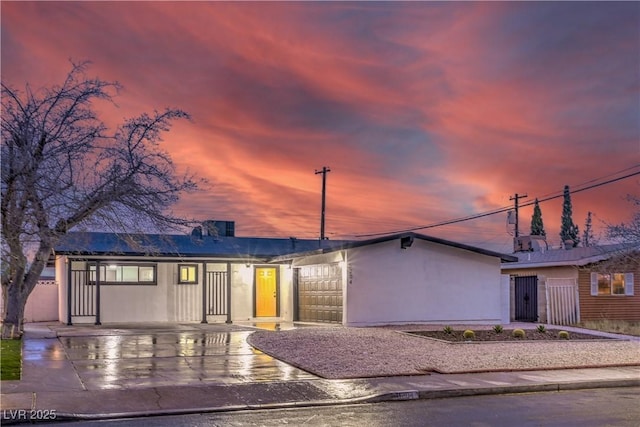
[1,322,638,424]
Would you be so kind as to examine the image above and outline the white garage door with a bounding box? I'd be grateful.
[298,263,342,323]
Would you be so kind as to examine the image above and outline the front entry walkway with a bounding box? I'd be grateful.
[6,323,318,393]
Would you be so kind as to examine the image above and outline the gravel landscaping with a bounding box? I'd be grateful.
[247,327,640,379]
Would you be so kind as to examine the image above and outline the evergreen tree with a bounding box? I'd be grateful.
[583,211,595,247]
[530,198,546,237]
[559,185,580,247]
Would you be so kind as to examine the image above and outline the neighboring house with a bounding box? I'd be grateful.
[53,224,516,326]
[501,241,639,324]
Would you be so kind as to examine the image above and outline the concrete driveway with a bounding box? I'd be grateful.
[10,322,319,392]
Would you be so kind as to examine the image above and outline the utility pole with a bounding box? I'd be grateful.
[315,166,331,240]
[509,193,528,237]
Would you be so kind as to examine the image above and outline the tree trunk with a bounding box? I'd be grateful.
[1,284,25,339]
[1,241,53,338]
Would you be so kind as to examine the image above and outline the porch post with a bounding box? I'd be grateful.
[201,262,208,324]
[95,260,101,325]
[226,262,232,324]
[66,258,72,325]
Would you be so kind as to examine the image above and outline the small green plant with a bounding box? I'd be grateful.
[463,329,475,340]
[493,325,504,333]
[512,328,526,338]
[558,331,570,340]
[443,326,453,334]
[536,325,546,333]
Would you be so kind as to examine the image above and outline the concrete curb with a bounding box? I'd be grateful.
[360,378,640,403]
[2,378,638,425]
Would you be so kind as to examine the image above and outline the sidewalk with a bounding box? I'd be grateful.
[1,323,639,424]
[3,367,639,423]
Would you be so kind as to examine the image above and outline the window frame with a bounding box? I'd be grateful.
[89,263,157,285]
[590,272,634,296]
[178,264,199,284]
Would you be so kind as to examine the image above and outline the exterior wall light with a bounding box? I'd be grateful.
[401,235,414,249]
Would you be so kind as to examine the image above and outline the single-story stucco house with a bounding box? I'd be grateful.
[501,240,639,325]
[51,223,517,326]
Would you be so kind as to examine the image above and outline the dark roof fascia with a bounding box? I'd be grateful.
[59,254,271,263]
[269,232,518,263]
[56,249,273,260]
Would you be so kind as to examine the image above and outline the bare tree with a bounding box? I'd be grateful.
[1,62,199,337]
[607,195,640,244]
[605,195,640,268]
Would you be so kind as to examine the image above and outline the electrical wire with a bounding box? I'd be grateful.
[355,167,640,238]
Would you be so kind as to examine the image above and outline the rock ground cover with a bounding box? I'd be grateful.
[248,327,640,379]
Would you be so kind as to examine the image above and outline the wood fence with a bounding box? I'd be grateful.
[545,278,580,325]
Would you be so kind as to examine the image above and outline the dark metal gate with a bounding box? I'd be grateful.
[70,266,95,317]
[205,271,228,316]
[515,275,538,322]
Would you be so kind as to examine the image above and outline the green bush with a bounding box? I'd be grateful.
[443,326,454,334]
[493,325,504,333]
[558,331,570,340]
[463,329,475,340]
[536,325,546,333]
[512,328,526,338]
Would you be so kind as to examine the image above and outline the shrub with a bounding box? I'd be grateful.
[558,331,570,340]
[463,329,475,340]
[493,325,504,333]
[443,326,454,334]
[512,328,526,338]
[536,325,546,333]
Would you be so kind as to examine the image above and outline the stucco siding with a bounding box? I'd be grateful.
[503,266,578,280]
[99,262,170,322]
[345,239,503,325]
[229,264,251,321]
[56,256,68,323]
[279,264,294,321]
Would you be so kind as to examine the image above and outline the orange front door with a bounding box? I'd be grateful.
[255,267,277,317]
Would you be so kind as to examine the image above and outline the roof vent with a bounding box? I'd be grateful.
[191,226,203,239]
[513,235,547,253]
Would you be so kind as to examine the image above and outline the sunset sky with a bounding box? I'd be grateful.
[2,1,639,253]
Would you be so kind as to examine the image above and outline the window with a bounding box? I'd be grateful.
[89,263,156,285]
[178,264,198,284]
[591,272,634,296]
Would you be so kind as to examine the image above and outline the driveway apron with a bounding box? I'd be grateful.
[26,323,318,391]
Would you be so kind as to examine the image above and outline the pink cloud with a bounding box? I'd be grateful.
[2,2,637,251]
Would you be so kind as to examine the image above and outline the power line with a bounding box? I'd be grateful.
[355,168,640,238]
